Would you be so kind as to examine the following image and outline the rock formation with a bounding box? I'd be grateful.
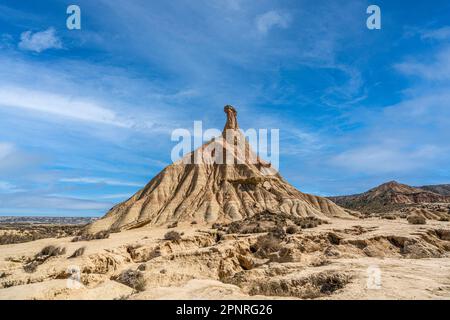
[87,106,349,233]
[329,181,450,214]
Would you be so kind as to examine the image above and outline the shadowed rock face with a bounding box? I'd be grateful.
[87,106,350,233]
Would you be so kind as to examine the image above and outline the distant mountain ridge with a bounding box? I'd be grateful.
[417,184,450,196]
[328,181,450,213]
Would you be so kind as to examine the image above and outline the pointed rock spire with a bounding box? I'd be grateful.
[85,105,351,234]
[223,105,239,131]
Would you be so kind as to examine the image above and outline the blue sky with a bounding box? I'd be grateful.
[0,0,449,216]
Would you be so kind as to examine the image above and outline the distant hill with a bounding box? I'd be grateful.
[417,184,450,196]
[328,181,450,213]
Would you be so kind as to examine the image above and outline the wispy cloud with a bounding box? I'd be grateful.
[255,10,291,34]
[0,142,14,160]
[0,181,24,194]
[18,27,62,53]
[60,177,143,187]
[99,193,133,200]
[0,86,128,127]
[0,194,112,212]
[420,26,450,41]
[395,46,450,81]
[331,144,442,174]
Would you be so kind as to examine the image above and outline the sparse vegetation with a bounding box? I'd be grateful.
[39,245,66,257]
[114,269,146,292]
[164,231,182,241]
[407,215,426,225]
[23,245,67,273]
[311,271,351,295]
[68,247,86,259]
[137,264,147,271]
[286,225,299,234]
[72,230,110,242]
[269,225,286,240]
[311,257,331,267]
[226,211,324,235]
[167,222,178,229]
[252,234,283,258]
[0,224,83,245]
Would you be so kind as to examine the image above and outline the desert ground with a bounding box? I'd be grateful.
[1,215,449,300]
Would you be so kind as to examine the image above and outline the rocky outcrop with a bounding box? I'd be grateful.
[87,106,350,233]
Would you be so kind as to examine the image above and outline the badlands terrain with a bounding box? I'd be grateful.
[1,215,450,300]
[1,107,449,300]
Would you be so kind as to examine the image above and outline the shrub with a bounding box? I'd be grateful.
[191,221,198,225]
[23,245,66,273]
[226,221,242,234]
[72,231,110,242]
[286,225,298,234]
[269,225,286,240]
[164,231,182,241]
[23,261,39,273]
[167,222,178,229]
[294,217,322,229]
[68,247,86,259]
[38,245,66,258]
[407,215,426,225]
[94,230,110,239]
[114,269,146,292]
[254,235,282,257]
[137,264,147,271]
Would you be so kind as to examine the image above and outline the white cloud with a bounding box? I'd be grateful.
[395,46,450,81]
[331,144,441,174]
[420,26,450,41]
[255,10,291,34]
[100,193,133,199]
[0,142,14,160]
[18,28,62,53]
[0,194,112,211]
[60,177,143,187]
[0,86,128,127]
[0,181,24,193]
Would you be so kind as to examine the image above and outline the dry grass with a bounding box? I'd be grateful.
[252,234,283,258]
[114,269,146,292]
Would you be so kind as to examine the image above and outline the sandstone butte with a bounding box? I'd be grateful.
[87,106,350,233]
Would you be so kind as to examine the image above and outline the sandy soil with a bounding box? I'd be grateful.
[0,218,449,300]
